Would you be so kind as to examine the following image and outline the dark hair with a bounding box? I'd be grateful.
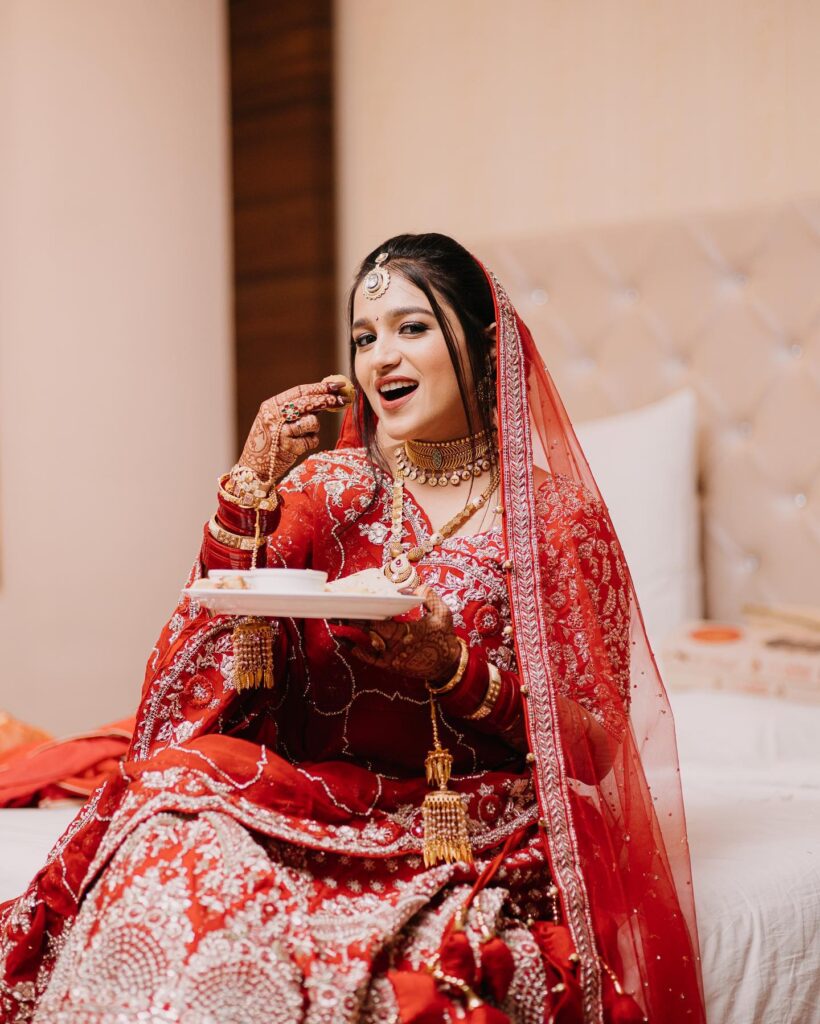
[346,233,497,480]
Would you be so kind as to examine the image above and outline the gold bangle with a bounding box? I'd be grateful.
[218,471,279,512]
[465,661,502,720]
[208,516,262,551]
[428,636,469,695]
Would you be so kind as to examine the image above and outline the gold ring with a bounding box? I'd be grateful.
[281,401,300,424]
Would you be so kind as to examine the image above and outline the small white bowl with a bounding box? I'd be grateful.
[206,568,328,593]
[249,569,328,593]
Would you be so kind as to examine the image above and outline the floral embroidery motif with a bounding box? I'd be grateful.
[181,673,215,709]
[536,473,631,738]
[475,603,502,636]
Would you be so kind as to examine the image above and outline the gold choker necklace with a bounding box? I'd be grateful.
[395,431,494,487]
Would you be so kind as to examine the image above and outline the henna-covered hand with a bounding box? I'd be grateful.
[238,381,348,484]
[349,585,462,684]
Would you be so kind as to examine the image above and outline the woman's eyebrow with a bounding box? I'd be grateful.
[352,306,434,331]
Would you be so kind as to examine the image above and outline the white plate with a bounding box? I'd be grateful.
[184,584,423,621]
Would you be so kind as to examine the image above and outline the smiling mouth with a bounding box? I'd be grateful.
[378,381,419,401]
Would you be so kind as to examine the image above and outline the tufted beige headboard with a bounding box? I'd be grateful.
[479,198,820,621]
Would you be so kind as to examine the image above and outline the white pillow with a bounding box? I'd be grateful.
[574,389,701,648]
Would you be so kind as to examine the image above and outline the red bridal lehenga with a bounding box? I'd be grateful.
[0,271,706,1024]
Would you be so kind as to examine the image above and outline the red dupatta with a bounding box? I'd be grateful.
[337,266,705,1023]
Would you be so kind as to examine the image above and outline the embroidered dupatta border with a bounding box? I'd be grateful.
[490,274,603,1023]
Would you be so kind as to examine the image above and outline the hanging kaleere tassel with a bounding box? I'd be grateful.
[232,617,274,691]
[422,687,473,866]
[219,503,274,692]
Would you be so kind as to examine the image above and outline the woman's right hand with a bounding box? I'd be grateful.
[237,380,348,484]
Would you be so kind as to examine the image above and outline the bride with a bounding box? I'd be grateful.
[0,233,705,1023]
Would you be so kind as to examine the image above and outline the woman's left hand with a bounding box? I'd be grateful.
[348,585,462,685]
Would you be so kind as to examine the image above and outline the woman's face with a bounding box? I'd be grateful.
[351,273,471,442]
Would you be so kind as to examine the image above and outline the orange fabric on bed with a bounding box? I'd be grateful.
[0,719,134,807]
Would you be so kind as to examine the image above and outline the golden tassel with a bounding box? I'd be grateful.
[231,617,274,691]
[425,746,453,788]
[422,689,473,867]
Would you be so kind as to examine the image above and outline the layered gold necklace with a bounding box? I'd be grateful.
[383,435,500,589]
[394,429,494,487]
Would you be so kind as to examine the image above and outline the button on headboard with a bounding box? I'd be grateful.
[479,198,820,620]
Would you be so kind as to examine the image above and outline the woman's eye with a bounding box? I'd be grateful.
[400,322,427,335]
[353,334,376,348]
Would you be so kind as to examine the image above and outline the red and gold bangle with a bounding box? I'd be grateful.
[218,472,279,512]
[428,637,470,695]
[433,647,490,716]
[216,494,279,536]
[465,662,503,720]
[201,525,264,571]
[208,516,261,551]
[217,473,279,536]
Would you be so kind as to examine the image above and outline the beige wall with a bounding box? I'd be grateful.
[0,1,233,733]
[335,0,820,289]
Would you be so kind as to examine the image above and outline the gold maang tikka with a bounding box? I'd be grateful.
[362,252,390,300]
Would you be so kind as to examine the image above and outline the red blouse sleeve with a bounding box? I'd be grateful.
[130,464,320,762]
[437,649,527,750]
[200,466,318,573]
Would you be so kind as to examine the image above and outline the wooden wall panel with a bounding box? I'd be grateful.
[228,0,337,447]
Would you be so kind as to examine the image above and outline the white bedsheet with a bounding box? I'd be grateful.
[0,692,818,1024]
[0,807,77,903]
[674,691,820,1024]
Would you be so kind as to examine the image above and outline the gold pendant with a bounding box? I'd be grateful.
[383,553,419,590]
